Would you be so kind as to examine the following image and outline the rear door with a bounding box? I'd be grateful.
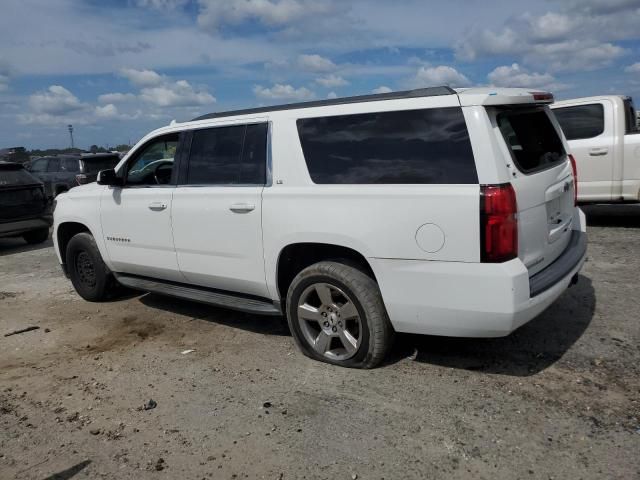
[171,122,270,298]
[552,101,615,201]
[494,107,575,276]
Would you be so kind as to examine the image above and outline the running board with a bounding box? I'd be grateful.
[114,273,282,316]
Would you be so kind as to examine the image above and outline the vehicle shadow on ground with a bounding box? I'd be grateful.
[138,293,290,336]
[0,237,53,256]
[582,204,640,228]
[42,459,91,480]
[386,275,596,376]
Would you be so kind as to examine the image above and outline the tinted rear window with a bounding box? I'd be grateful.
[553,104,604,140]
[497,109,565,174]
[296,108,478,184]
[0,166,41,186]
[82,156,120,173]
[623,98,639,134]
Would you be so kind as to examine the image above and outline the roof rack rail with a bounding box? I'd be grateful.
[191,86,456,121]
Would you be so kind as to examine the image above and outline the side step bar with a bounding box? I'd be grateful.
[114,273,282,316]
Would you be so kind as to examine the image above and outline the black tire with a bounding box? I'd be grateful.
[22,228,49,244]
[66,232,114,302]
[286,261,394,369]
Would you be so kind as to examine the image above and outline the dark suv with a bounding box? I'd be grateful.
[28,153,120,197]
[0,161,52,244]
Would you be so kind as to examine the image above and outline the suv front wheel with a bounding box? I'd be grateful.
[66,232,115,301]
[286,261,394,369]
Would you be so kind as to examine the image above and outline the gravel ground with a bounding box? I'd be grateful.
[1,205,639,480]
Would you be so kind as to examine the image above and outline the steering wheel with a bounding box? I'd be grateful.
[152,161,173,185]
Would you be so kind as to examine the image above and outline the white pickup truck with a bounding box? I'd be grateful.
[552,95,640,203]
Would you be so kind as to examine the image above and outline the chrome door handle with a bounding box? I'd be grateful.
[588,147,608,156]
[148,201,167,211]
[229,203,256,213]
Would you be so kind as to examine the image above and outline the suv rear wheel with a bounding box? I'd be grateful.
[66,232,115,301]
[286,261,393,369]
[22,227,49,245]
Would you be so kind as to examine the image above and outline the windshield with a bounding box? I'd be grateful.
[497,108,565,174]
[82,155,120,173]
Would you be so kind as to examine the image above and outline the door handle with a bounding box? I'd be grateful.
[148,201,167,211]
[229,203,256,213]
[588,147,608,156]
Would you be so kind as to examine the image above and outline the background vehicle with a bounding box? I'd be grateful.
[27,153,120,197]
[53,87,586,368]
[551,95,640,203]
[0,161,51,244]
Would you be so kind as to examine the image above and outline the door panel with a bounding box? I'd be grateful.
[555,100,615,201]
[171,186,268,297]
[100,187,182,281]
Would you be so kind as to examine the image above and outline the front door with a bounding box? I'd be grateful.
[171,122,270,298]
[554,100,615,201]
[100,132,185,282]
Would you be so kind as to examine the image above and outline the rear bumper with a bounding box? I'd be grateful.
[0,215,53,238]
[372,210,587,338]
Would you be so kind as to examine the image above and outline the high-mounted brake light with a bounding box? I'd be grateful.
[530,91,554,103]
[480,183,518,263]
[569,154,578,206]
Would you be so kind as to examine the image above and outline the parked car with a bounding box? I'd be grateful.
[551,95,640,203]
[27,153,121,197]
[53,87,587,368]
[0,161,52,244]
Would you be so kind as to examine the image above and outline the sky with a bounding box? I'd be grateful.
[1,0,639,149]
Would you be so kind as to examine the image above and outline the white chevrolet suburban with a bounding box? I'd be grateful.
[53,87,587,368]
[551,95,640,203]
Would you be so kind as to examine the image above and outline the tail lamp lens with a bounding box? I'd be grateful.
[480,183,518,263]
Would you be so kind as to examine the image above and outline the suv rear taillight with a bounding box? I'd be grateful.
[568,154,578,206]
[75,174,88,185]
[480,183,518,263]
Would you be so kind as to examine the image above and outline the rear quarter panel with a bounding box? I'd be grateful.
[262,98,481,300]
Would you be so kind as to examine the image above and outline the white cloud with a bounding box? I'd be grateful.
[120,68,164,87]
[327,91,337,99]
[297,54,336,72]
[197,0,339,31]
[140,80,216,107]
[409,66,471,88]
[0,75,8,92]
[98,92,137,104]
[455,3,637,72]
[315,74,348,88]
[624,62,640,73]
[372,86,392,94]
[487,63,558,89]
[28,85,88,115]
[118,69,216,108]
[253,83,315,101]
[95,103,119,119]
[136,0,189,9]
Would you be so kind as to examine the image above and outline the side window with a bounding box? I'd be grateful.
[240,124,267,185]
[623,98,639,134]
[296,108,478,184]
[30,158,48,173]
[553,104,604,140]
[185,123,267,185]
[47,158,61,172]
[61,158,80,173]
[126,134,179,186]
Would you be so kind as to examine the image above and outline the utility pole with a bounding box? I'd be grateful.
[68,124,74,149]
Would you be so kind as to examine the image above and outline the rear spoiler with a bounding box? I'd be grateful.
[456,88,555,107]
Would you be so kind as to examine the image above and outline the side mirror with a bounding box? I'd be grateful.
[97,169,122,186]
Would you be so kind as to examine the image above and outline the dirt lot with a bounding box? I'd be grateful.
[1,206,639,480]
